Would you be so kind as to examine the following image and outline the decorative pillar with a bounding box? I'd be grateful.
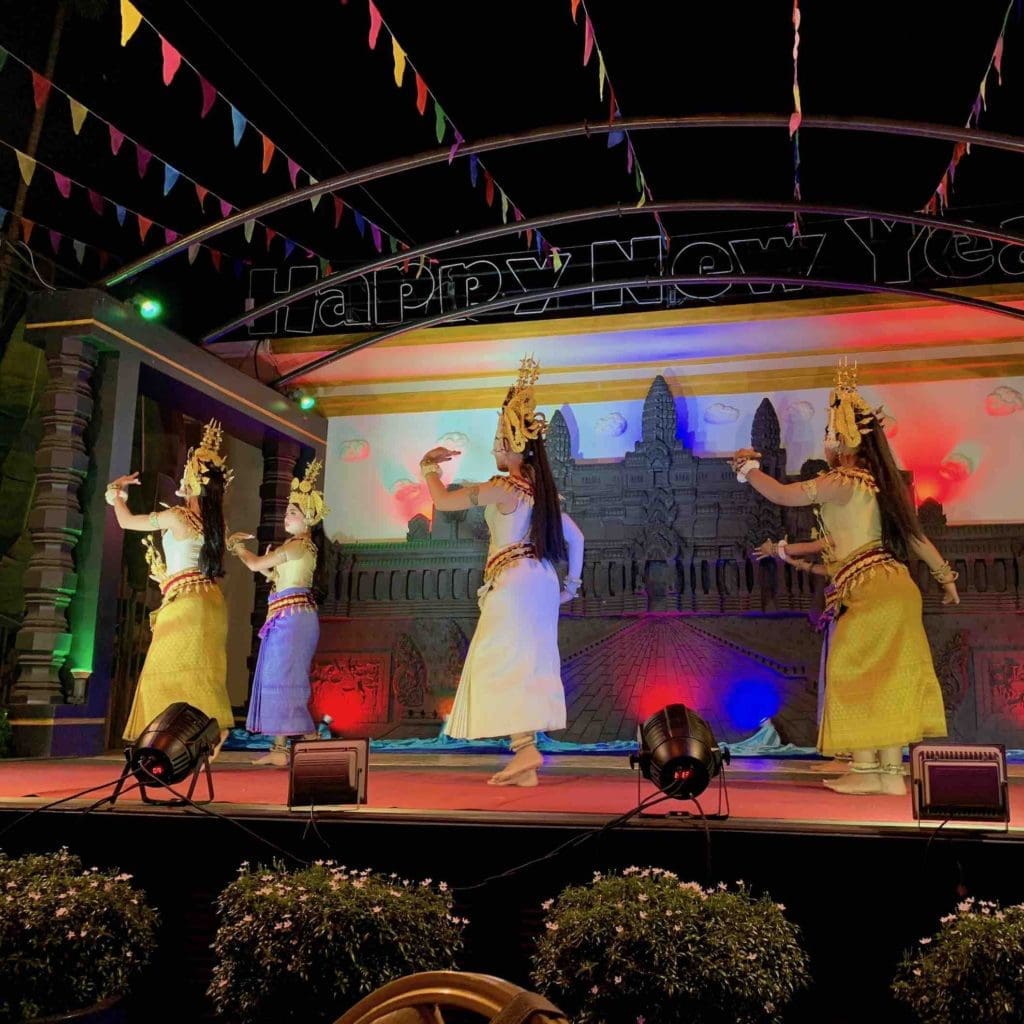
[247,436,301,680]
[11,334,97,705]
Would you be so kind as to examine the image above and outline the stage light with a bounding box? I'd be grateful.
[135,296,163,320]
[111,702,221,806]
[634,703,727,800]
[299,394,316,411]
[288,737,369,809]
[910,742,1009,824]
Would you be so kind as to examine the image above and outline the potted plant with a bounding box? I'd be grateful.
[209,861,465,1024]
[0,849,158,1023]
[893,896,1024,1023]
[532,868,810,1024]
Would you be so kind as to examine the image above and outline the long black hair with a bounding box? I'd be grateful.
[520,435,566,563]
[309,521,328,604]
[854,419,924,562]
[197,465,227,579]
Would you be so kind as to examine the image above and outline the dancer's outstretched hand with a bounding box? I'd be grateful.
[420,447,460,465]
[226,531,254,549]
[941,582,960,605]
[752,539,776,561]
[109,472,141,490]
[728,448,762,472]
[559,590,575,605]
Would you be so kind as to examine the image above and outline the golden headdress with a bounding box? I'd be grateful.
[178,419,232,497]
[497,355,547,454]
[825,358,885,453]
[290,457,329,526]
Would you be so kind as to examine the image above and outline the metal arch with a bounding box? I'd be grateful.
[205,200,1024,343]
[272,273,1024,387]
[104,115,1024,287]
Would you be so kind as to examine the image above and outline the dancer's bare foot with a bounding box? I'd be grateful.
[823,771,885,795]
[488,744,543,786]
[252,747,289,768]
[210,729,230,762]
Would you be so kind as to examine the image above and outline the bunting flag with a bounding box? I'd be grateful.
[210,249,222,272]
[160,37,182,86]
[243,219,255,243]
[20,218,34,244]
[53,171,72,199]
[370,223,382,252]
[415,73,428,114]
[0,47,7,74]
[284,239,296,260]
[219,198,232,219]
[484,170,495,207]
[109,124,126,155]
[261,134,275,173]
[164,227,178,244]
[230,106,247,147]
[265,227,277,251]
[392,36,407,86]
[120,0,143,46]
[195,183,209,208]
[790,0,802,235]
[73,239,86,264]
[368,1,383,48]
[433,99,447,143]
[115,204,126,226]
[333,195,344,228]
[0,208,7,229]
[31,70,51,109]
[309,178,321,211]
[135,143,153,178]
[469,154,479,188]
[162,164,181,195]
[353,210,366,236]
[68,96,88,134]
[187,243,200,265]
[287,157,300,189]
[137,214,153,243]
[583,16,595,65]
[199,76,216,117]
[15,150,36,186]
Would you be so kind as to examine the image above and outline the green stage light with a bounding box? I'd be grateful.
[299,395,316,411]
[137,297,163,320]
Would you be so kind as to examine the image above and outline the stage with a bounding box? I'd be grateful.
[2,748,1022,831]
[1,750,1022,1024]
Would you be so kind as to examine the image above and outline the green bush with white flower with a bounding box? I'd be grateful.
[531,868,810,1024]
[0,848,158,1023]
[209,861,465,1024]
[893,896,1024,1023]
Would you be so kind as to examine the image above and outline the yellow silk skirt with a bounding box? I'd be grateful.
[122,578,234,741]
[817,551,947,755]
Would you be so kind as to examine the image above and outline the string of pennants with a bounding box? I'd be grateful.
[116,0,408,260]
[565,0,669,250]
[0,203,119,273]
[0,43,335,269]
[363,0,559,264]
[0,136,249,274]
[789,0,802,236]
[922,0,1016,215]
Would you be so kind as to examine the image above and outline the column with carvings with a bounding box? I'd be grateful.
[247,436,301,681]
[11,334,97,705]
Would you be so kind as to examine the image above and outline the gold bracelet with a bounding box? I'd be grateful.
[420,462,441,477]
[929,560,959,584]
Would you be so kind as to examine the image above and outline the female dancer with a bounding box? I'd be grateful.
[420,357,584,787]
[226,459,327,767]
[107,419,235,750]
[732,361,958,795]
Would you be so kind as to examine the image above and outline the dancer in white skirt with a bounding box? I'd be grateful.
[420,357,585,787]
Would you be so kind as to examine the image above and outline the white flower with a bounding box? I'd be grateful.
[912,969,922,977]
[372,906,383,914]
[55,907,68,918]
[637,893,649,902]
[439,882,448,892]
[590,985,599,995]
[776,903,786,912]
[615,925,624,934]
[919,937,932,945]
[639,911,647,920]
[541,898,554,910]
[545,922,559,931]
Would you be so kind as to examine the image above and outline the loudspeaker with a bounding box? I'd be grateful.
[910,742,1009,823]
[288,738,369,809]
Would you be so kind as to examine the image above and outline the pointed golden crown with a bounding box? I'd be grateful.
[499,355,547,454]
[179,419,232,497]
[826,357,877,453]
[290,457,329,526]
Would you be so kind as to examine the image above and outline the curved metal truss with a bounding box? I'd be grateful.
[273,272,1024,387]
[206,200,1024,343]
[105,114,1024,288]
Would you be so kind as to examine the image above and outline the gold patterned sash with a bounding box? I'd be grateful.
[482,542,537,586]
[160,568,214,603]
[819,545,900,630]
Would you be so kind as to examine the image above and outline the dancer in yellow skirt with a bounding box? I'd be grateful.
[734,360,959,795]
[107,420,235,750]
